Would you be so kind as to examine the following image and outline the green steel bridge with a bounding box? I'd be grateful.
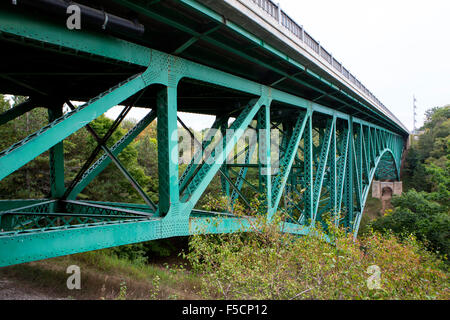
[0,0,409,267]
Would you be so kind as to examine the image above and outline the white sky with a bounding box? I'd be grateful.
[107,0,450,131]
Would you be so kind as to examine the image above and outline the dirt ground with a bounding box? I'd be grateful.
[0,253,201,300]
[0,274,66,300]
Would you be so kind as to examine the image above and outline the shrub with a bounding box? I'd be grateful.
[185,217,449,300]
[370,189,450,260]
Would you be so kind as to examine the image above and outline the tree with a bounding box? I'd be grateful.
[371,105,450,261]
[0,95,50,198]
[79,115,154,204]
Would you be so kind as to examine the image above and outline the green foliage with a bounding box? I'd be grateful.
[149,275,161,299]
[0,95,51,198]
[426,160,450,209]
[371,105,449,262]
[80,115,154,203]
[106,243,148,266]
[405,105,450,191]
[105,238,187,264]
[402,147,432,191]
[185,219,449,300]
[370,189,449,260]
[144,239,180,258]
[117,281,128,300]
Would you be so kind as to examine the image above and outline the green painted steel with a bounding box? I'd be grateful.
[48,107,66,200]
[66,110,157,200]
[0,98,35,126]
[0,3,407,267]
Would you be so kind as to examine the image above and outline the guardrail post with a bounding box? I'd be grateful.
[276,2,281,22]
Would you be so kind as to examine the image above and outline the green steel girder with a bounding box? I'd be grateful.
[173,24,222,55]
[0,199,50,212]
[352,128,363,215]
[48,106,65,201]
[257,105,272,213]
[220,121,231,200]
[300,114,314,225]
[64,201,153,218]
[0,200,154,235]
[156,86,180,216]
[229,167,259,193]
[343,118,355,229]
[0,213,314,267]
[0,98,35,126]
[0,201,55,232]
[362,126,370,185]
[0,10,150,67]
[328,117,338,225]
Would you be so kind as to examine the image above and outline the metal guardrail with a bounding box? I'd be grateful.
[249,0,403,127]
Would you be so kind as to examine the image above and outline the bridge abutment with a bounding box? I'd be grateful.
[372,180,403,214]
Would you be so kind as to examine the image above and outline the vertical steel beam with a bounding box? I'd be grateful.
[329,116,337,225]
[344,117,354,229]
[258,105,272,213]
[336,127,350,219]
[220,124,231,199]
[301,111,314,225]
[48,106,65,199]
[353,126,362,213]
[157,86,180,216]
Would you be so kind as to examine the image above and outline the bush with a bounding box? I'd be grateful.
[105,238,188,265]
[106,243,148,266]
[184,217,449,300]
[370,189,450,260]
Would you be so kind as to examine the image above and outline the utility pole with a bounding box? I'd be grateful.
[413,95,418,134]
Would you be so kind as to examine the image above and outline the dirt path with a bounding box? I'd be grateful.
[0,275,66,300]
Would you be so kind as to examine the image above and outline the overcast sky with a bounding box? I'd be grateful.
[107,0,449,131]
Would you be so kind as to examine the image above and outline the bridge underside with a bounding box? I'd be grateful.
[0,2,406,267]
